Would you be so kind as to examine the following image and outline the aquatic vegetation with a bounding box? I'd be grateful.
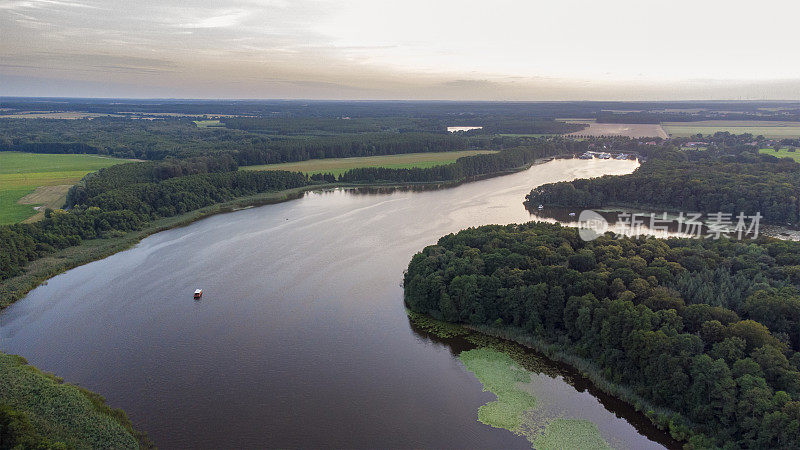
[406,309,469,338]
[459,348,537,432]
[532,418,612,450]
[459,347,613,449]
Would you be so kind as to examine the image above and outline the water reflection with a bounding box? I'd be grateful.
[528,206,699,239]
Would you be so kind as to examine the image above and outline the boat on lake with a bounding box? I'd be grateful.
[194,289,203,299]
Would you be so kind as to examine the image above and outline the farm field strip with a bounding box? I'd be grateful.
[759,148,800,162]
[564,121,668,139]
[663,122,800,138]
[664,120,800,127]
[240,150,497,177]
[0,152,128,224]
[193,119,224,128]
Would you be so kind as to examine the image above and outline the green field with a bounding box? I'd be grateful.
[759,147,800,162]
[193,119,224,128]
[663,121,800,138]
[240,150,497,177]
[0,152,127,224]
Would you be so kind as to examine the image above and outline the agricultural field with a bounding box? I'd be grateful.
[663,120,800,138]
[0,111,122,119]
[0,152,128,224]
[759,147,800,162]
[193,119,224,128]
[240,150,497,177]
[564,121,668,139]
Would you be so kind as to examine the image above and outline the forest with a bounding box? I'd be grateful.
[0,118,487,162]
[526,145,800,225]
[404,222,800,448]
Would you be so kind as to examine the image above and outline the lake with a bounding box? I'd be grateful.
[447,126,483,132]
[0,158,677,448]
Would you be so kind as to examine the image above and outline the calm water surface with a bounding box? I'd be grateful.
[1,158,674,449]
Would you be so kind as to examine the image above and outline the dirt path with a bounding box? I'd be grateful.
[18,184,72,223]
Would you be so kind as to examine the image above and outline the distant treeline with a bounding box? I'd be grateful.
[597,111,800,124]
[527,147,800,225]
[222,117,445,134]
[234,132,484,165]
[455,117,586,135]
[0,119,491,163]
[4,98,799,118]
[405,222,800,447]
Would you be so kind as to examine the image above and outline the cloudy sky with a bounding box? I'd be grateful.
[2,0,799,100]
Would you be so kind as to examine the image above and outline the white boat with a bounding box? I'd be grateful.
[194,289,203,299]
[538,204,544,210]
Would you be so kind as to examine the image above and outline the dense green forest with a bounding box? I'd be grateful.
[0,118,490,162]
[404,222,800,447]
[221,116,445,134]
[527,146,800,225]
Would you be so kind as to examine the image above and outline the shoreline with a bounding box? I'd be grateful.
[0,155,559,310]
[407,311,684,449]
[463,323,688,448]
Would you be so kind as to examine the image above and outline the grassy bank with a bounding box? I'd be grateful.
[0,353,150,448]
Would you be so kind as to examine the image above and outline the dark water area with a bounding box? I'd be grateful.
[1,158,674,449]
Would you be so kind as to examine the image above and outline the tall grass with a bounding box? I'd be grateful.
[0,352,150,448]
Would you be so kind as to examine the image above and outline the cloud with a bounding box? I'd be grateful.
[174,10,248,29]
[2,0,800,99]
[0,0,100,10]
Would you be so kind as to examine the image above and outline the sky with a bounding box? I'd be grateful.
[2,0,800,100]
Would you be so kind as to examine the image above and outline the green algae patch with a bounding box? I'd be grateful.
[407,313,617,448]
[459,347,537,432]
[532,418,612,450]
